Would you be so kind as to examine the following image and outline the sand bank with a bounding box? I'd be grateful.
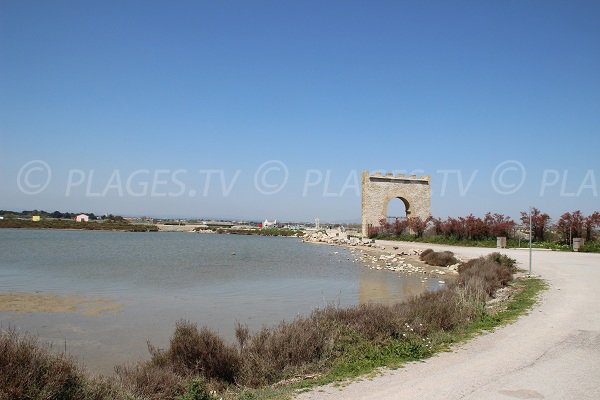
[0,292,123,316]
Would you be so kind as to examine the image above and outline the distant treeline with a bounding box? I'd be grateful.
[0,218,158,232]
[194,227,303,237]
[0,210,128,222]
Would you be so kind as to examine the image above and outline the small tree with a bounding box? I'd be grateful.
[555,211,585,243]
[484,213,515,238]
[454,217,469,240]
[520,208,551,242]
[430,217,443,235]
[464,214,487,240]
[408,216,428,238]
[392,218,408,236]
[379,218,391,236]
[584,212,600,241]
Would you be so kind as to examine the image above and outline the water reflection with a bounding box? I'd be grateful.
[359,268,433,305]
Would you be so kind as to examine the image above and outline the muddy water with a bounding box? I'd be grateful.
[0,229,441,373]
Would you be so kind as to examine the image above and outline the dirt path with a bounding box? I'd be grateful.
[297,242,600,400]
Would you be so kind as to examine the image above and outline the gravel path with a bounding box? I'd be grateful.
[297,242,600,400]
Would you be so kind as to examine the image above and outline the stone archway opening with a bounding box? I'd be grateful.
[386,197,409,224]
[361,171,431,237]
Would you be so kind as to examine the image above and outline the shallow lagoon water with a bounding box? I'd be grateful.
[0,229,440,373]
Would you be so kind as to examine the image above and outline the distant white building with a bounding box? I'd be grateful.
[262,219,277,228]
[76,214,89,222]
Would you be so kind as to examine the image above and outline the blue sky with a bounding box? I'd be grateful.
[1,1,599,222]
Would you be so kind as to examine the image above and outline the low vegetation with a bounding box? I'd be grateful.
[581,241,600,253]
[373,234,600,253]
[1,253,546,400]
[419,248,458,266]
[194,227,303,237]
[369,213,515,241]
[0,218,158,232]
[1,209,99,220]
[0,330,128,400]
[369,208,600,253]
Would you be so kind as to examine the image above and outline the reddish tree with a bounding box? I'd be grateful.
[555,211,585,243]
[484,213,515,238]
[584,212,600,241]
[407,216,428,237]
[464,214,488,240]
[392,218,408,236]
[430,217,444,235]
[520,208,551,242]
[456,217,470,240]
[441,216,467,239]
[367,224,379,238]
[378,218,391,236]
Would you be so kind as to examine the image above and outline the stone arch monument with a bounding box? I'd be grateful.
[361,171,431,237]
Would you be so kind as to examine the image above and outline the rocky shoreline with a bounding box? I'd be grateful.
[303,231,462,283]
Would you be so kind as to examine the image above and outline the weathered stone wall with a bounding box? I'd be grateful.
[361,171,431,237]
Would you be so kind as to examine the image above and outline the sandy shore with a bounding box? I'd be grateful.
[0,292,123,316]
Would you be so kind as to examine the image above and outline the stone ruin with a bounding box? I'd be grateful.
[361,170,431,237]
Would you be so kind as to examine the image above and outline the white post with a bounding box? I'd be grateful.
[529,206,533,275]
[569,224,572,250]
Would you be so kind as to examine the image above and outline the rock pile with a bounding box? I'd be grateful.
[303,231,366,246]
[303,232,460,279]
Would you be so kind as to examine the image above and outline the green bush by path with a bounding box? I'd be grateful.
[581,241,600,253]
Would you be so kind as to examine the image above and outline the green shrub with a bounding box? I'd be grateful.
[581,240,600,253]
[177,379,213,400]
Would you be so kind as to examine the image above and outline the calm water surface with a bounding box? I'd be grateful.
[0,229,439,373]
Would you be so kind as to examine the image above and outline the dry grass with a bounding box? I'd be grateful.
[0,329,127,400]
[458,254,514,296]
[0,329,83,400]
[420,249,459,266]
[317,303,405,342]
[402,286,482,332]
[115,362,187,400]
[115,321,239,398]
[236,316,335,387]
[161,321,239,382]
